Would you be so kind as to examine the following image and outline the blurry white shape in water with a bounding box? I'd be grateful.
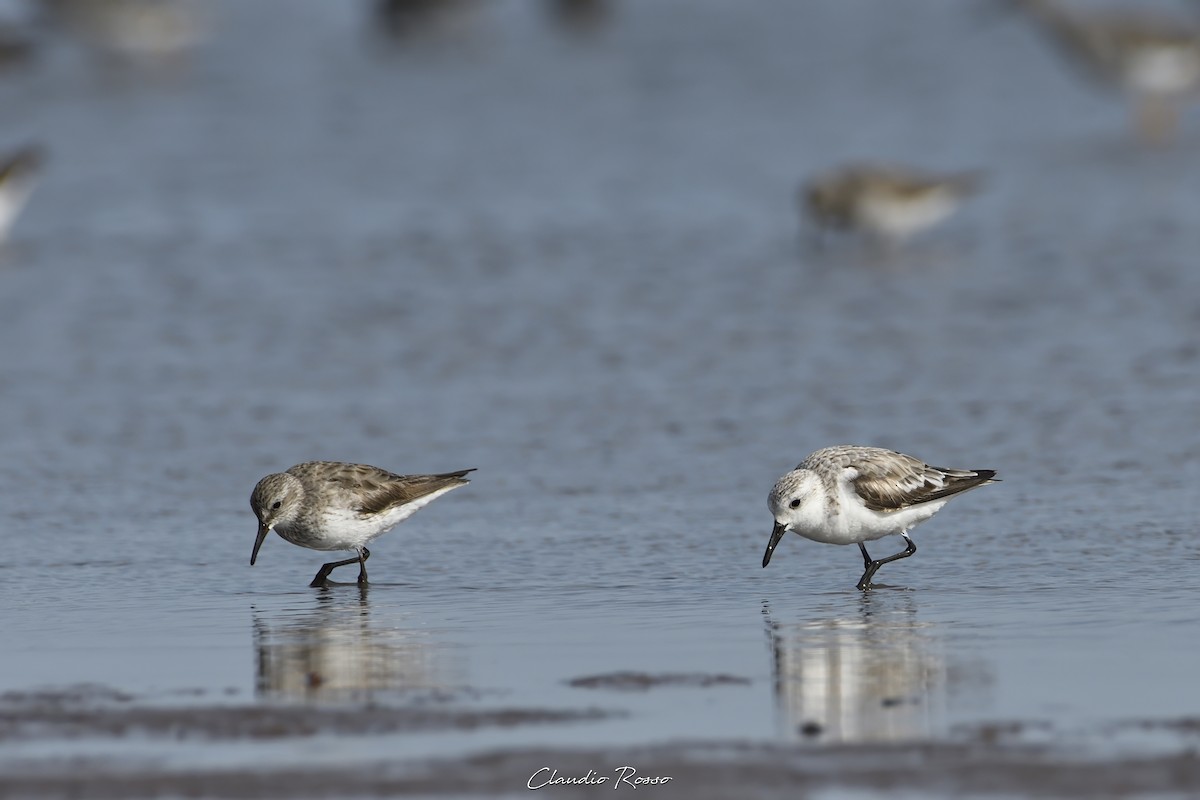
[0,146,43,244]
[41,0,210,63]
[801,164,983,250]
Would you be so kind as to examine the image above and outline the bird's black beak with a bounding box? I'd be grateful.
[762,521,787,568]
[251,522,270,566]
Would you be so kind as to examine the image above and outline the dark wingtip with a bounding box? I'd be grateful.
[975,469,999,482]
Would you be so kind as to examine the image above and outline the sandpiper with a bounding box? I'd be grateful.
[763,446,997,590]
[250,461,474,588]
[1014,0,1200,142]
[802,164,982,248]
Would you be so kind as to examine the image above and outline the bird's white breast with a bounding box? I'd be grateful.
[1127,47,1200,94]
[857,190,958,241]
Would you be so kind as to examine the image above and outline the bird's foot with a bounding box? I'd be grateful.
[856,562,882,591]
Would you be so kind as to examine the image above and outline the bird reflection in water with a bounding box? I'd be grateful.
[763,594,979,743]
[253,587,464,702]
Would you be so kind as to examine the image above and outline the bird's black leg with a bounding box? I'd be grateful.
[310,555,364,588]
[856,563,878,592]
[855,543,876,589]
[357,548,371,585]
[877,534,917,568]
[855,535,917,591]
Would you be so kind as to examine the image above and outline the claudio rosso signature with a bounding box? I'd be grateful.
[528,767,672,790]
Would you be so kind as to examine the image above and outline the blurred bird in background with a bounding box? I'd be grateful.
[802,164,983,251]
[1012,0,1200,143]
[38,0,209,66]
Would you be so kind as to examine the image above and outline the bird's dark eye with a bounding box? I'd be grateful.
[789,498,801,509]
[271,501,282,510]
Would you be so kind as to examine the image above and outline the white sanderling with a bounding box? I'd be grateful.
[763,446,997,590]
[250,461,474,587]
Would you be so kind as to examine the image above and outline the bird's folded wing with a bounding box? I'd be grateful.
[352,470,472,515]
[850,456,988,512]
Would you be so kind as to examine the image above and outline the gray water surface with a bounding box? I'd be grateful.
[2,0,1200,796]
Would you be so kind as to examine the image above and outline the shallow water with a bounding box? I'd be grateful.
[2,0,1200,796]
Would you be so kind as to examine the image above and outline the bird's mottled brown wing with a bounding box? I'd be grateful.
[852,456,993,512]
[866,166,982,201]
[289,462,474,516]
[801,447,995,513]
[355,469,475,515]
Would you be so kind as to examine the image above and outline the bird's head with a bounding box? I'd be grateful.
[249,472,304,565]
[762,469,822,568]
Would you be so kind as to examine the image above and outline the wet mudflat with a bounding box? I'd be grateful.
[1,0,1200,797]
